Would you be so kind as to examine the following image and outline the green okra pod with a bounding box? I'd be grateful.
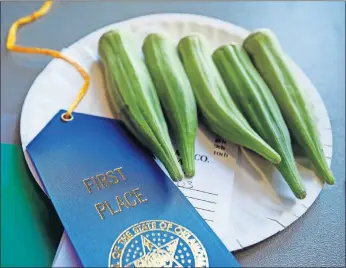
[213,44,306,199]
[143,33,198,177]
[98,30,184,181]
[178,35,281,165]
[244,29,335,185]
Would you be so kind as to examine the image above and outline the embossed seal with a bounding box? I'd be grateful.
[108,220,209,267]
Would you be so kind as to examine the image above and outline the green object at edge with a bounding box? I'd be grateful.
[1,143,63,267]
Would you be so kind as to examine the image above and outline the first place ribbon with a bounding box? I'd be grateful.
[6,0,90,121]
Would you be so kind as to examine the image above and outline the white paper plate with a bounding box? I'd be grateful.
[20,14,332,256]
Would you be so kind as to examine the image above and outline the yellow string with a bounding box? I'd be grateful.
[6,0,90,119]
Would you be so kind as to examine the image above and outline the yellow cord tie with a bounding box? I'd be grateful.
[6,0,90,120]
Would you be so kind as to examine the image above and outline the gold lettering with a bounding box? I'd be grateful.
[106,170,120,184]
[111,246,122,259]
[90,178,150,221]
[160,221,167,230]
[132,188,148,204]
[117,235,126,245]
[159,221,173,231]
[124,192,137,207]
[118,231,133,245]
[95,202,107,220]
[142,224,149,231]
[174,226,182,235]
[125,231,133,240]
[133,226,140,234]
[115,196,128,212]
[105,200,117,215]
[81,167,126,193]
[180,229,192,240]
[152,221,157,230]
[83,178,93,194]
[96,173,109,188]
[114,167,126,181]
[92,177,101,190]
